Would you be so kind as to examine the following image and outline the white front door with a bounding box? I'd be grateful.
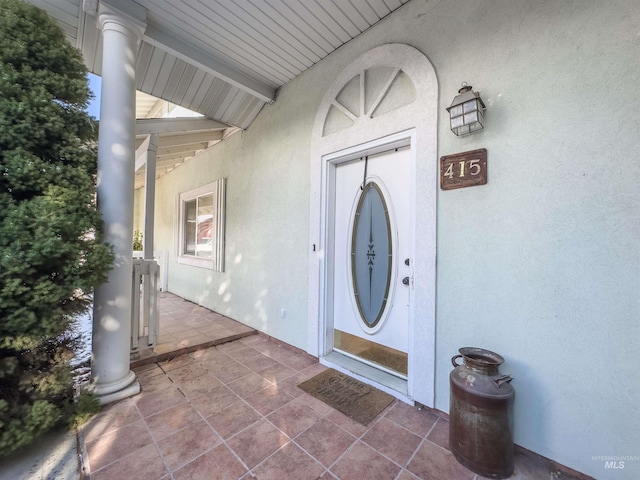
[311,45,437,405]
[331,146,412,378]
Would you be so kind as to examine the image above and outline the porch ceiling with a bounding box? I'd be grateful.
[133,117,238,188]
[30,0,411,130]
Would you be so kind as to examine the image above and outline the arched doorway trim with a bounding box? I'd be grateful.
[308,44,437,405]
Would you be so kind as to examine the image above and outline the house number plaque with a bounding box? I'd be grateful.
[440,148,487,190]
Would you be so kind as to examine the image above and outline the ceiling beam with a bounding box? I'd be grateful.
[156,153,199,164]
[143,25,275,104]
[157,131,223,147]
[135,135,151,162]
[135,132,222,172]
[156,163,183,174]
[146,99,168,119]
[156,143,208,157]
[135,117,228,135]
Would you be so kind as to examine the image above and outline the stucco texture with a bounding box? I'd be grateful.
[143,1,639,478]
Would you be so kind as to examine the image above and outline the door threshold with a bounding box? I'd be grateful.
[320,351,412,404]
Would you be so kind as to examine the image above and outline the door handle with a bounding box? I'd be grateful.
[402,276,410,286]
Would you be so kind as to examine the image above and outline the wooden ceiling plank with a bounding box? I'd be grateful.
[144,24,276,103]
[156,143,208,156]
[156,131,224,147]
[281,0,343,50]
[204,1,311,74]
[135,117,229,135]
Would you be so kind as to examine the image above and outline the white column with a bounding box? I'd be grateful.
[143,134,158,260]
[91,3,146,404]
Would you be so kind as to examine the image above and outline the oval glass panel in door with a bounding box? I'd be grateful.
[351,182,392,329]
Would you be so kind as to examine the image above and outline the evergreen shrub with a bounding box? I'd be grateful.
[0,0,113,456]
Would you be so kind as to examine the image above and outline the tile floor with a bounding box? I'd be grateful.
[80,294,589,480]
[130,292,257,368]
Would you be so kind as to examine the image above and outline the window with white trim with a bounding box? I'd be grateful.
[177,178,225,271]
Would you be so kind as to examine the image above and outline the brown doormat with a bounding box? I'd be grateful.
[298,368,394,425]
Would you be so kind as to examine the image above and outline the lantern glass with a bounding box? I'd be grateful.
[450,104,463,117]
[463,99,478,113]
[464,111,478,124]
[469,111,484,133]
[457,125,471,136]
[451,115,465,129]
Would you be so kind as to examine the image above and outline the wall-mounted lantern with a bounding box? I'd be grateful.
[446,83,486,136]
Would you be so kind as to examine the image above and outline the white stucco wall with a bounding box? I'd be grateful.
[151,82,317,347]
[144,0,639,478]
[419,2,639,478]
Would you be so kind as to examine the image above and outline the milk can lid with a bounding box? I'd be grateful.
[458,347,505,366]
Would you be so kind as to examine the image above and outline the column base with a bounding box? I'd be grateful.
[91,370,141,405]
[94,380,141,406]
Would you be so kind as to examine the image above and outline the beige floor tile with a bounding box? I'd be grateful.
[295,418,357,467]
[173,444,247,480]
[133,364,163,377]
[406,440,475,480]
[256,362,297,383]
[266,397,322,438]
[227,419,290,468]
[240,352,278,371]
[190,385,240,417]
[330,441,401,480]
[90,443,168,480]
[85,420,153,471]
[427,417,450,450]
[134,386,187,417]
[139,372,175,393]
[156,421,220,470]
[206,401,261,439]
[224,344,263,361]
[212,361,253,384]
[166,362,209,384]
[226,372,273,398]
[81,398,142,442]
[361,417,422,466]
[384,401,439,437]
[176,371,222,398]
[300,392,337,417]
[158,354,195,372]
[244,384,295,415]
[324,409,371,438]
[273,370,315,399]
[251,442,324,480]
[396,470,422,480]
[191,346,233,364]
[145,402,202,441]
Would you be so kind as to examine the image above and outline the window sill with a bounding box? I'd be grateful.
[177,255,215,270]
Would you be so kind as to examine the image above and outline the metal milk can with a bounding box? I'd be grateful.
[449,347,515,479]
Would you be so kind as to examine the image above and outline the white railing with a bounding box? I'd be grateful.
[131,258,159,355]
[133,250,168,292]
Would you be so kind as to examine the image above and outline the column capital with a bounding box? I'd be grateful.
[97,0,146,43]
